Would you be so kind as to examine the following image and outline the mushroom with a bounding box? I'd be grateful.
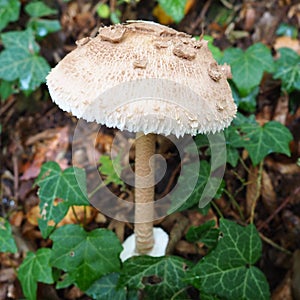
[46,21,236,260]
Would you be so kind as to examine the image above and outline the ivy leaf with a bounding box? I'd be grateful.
[222,43,274,96]
[25,1,58,17]
[273,47,300,93]
[186,220,219,249]
[119,255,191,300]
[28,19,61,38]
[18,248,54,300]
[239,121,293,165]
[231,83,259,113]
[185,219,270,300]
[35,161,89,238]
[86,273,128,300]
[50,224,122,291]
[169,160,209,213]
[0,29,50,91]
[0,218,17,253]
[0,0,21,31]
[0,80,16,101]
[99,155,125,188]
[158,0,187,23]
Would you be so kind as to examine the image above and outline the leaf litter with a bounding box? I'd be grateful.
[0,0,300,299]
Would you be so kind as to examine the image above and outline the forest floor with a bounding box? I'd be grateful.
[1,0,300,299]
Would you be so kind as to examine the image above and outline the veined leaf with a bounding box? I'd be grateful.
[50,224,122,291]
[158,0,187,23]
[99,154,125,188]
[35,161,89,238]
[0,0,21,31]
[25,1,58,17]
[222,43,274,96]
[0,217,17,253]
[273,47,300,93]
[0,29,50,91]
[186,220,219,249]
[239,121,293,165]
[18,248,54,300]
[185,219,270,300]
[86,273,128,300]
[119,255,191,299]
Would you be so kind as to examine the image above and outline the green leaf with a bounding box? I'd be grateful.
[231,83,259,113]
[86,273,128,300]
[119,256,191,300]
[28,19,61,37]
[186,220,219,249]
[185,219,270,300]
[50,225,122,291]
[0,0,21,31]
[0,80,15,101]
[239,121,293,165]
[97,3,110,19]
[0,29,50,91]
[0,218,17,253]
[276,23,298,38]
[222,43,274,96]
[99,155,125,188]
[273,48,300,93]
[25,1,58,17]
[169,160,210,213]
[35,161,89,238]
[18,248,54,300]
[158,0,187,23]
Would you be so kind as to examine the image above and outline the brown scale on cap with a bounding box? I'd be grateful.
[47,21,237,137]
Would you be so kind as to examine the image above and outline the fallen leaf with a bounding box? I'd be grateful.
[273,94,289,125]
[9,211,24,227]
[245,165,260,216]
[274,36,300,54]
[21,127,69,180]
[261,170,277,214]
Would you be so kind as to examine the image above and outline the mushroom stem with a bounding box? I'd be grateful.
[134,132,156,254]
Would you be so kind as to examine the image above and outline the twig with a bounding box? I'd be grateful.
[224,189,245,220]
[159,162,181,198]
[258,187,300,231]
[211,201,223,218]
[250,161,263,224]
[259,232,292,255]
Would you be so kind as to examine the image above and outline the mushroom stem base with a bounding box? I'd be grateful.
[120,227,169,261]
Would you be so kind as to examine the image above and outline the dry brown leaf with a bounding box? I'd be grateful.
[26,204,96,227]
[0,268,16,283]
[261,170,277,214]
[175,240,198,255]
[292,250,300,300]
[240,4,256,31]
[9,211,24,227]
[273,94,289,125]
[272,270,293,300]
[108,219,125,242]
[95,212,107,223]
[274,36,300,54]
[245,165,261,217]
[21,127,69,181]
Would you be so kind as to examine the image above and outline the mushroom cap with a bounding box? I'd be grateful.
[47,21,236,137]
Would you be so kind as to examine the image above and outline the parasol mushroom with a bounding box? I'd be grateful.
[46,21,236,259]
